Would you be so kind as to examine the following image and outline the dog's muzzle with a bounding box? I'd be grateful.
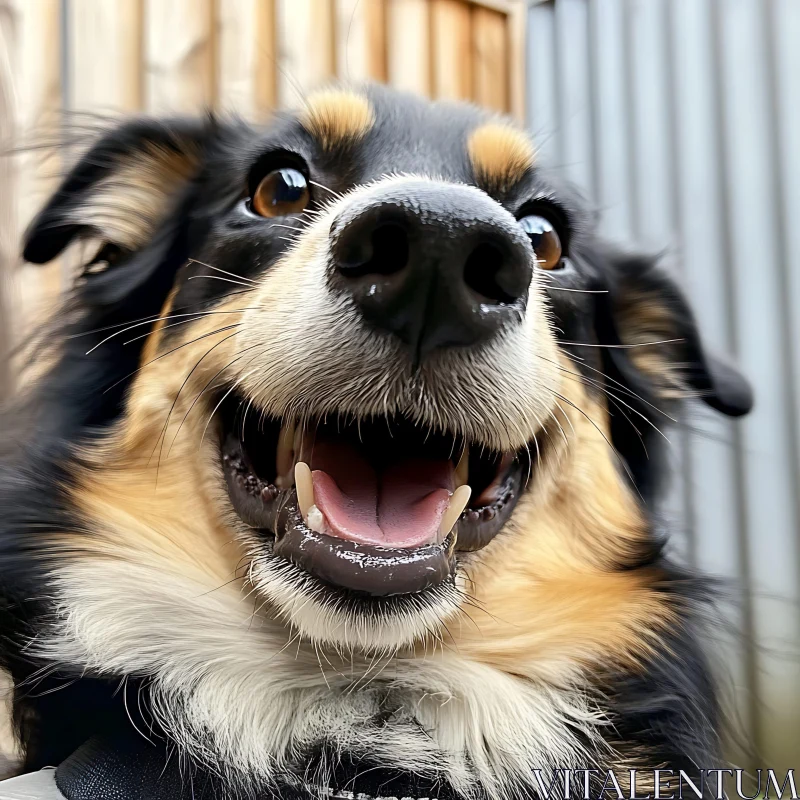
[222,180,542,601]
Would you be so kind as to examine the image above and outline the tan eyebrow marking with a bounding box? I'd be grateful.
[300,88,376,151]
[467,122,536,192]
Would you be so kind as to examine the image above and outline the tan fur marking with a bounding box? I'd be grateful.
[63,287,249,575]
[616,290,691,401]
[68,144,198,250]
[448,460,674,672]
[468,122,536,192]
[299,89,375,151]
[68,309,247,583]
[140,285,180,366]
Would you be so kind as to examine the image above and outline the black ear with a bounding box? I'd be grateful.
[19,118,221,432]
[23,117,209,267]
[594,252,753,418]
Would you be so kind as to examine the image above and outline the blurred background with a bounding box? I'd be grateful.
[0,0,797,775]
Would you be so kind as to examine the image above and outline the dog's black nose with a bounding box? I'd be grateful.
[329,181,533,359]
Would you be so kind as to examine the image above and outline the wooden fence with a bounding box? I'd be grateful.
[0,0,526,394]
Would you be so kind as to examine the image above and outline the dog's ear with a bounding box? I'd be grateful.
[19,118,227,430]
[22,118,213,305]
[593,252,753,418]
[23,118,208,264]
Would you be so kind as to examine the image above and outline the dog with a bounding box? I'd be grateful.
[0,84,752,800]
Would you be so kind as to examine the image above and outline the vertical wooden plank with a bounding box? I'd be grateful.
[526,2,558,166]
[69,0,142,113]
[7,0,61,231]
[431,0,472,102]
[0,0,16,401]
[472,6,508,113]
[386,0,431,96]
[276,0,335,108]
[506,0,526,122]
[253,0,279,113]
[145,0,215,113]
[716,0,800,770]
[335,0,386,83]
[217,0,277,118]
[366,0,388,83]
[0,0,63,353]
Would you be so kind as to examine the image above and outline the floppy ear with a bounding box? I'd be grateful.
[19,118,223,431]
[22,117,213,305]
[24,118,207,263]
[594,253,753,418]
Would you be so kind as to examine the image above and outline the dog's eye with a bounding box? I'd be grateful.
[518,215,563,270]
[251,168,310,217]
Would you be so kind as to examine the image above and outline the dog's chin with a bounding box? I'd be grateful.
[217,390,532,648]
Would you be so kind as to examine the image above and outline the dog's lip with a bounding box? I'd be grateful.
[219,398,528,596]
[272,502,457,596]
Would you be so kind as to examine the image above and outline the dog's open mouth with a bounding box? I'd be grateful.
[220,396,528,596]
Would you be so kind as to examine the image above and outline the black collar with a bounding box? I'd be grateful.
[55,730,459,800]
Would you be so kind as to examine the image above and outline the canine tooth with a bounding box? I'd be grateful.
[295,462,315,521]
[454,445,469,488]
[439,484,472,538]
[275,418,297,488]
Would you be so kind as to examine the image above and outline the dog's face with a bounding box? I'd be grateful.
[23,87,751,657]
[11,85,756,791]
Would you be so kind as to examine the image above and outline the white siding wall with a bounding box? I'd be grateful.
[526,0,800,771]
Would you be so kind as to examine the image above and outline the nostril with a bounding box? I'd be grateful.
[463,241,519,305]
[371,223,409,275]
[337,222,409,278]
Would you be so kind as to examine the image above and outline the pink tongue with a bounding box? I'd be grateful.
[310,438,454,548]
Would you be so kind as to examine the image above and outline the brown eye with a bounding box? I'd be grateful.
[251,168,310,217]
[519,214,563,270]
